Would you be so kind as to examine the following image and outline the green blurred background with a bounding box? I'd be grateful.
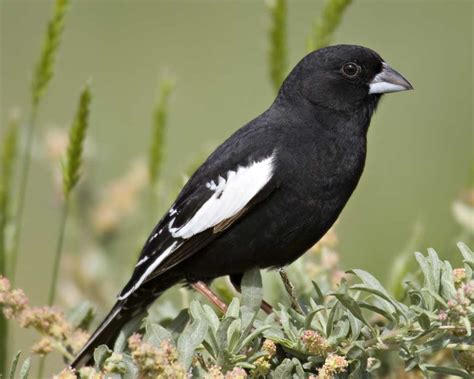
[1,0,473,370]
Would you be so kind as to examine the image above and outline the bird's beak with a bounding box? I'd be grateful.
[368,62,413,94]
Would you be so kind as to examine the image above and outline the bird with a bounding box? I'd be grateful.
[71,44,413,368]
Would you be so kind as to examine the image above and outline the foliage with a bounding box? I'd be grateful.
[2,244,474,378]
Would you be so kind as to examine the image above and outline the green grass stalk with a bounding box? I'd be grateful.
[307,0,352,52]
[149,77,174,190]
[0,112,19,276]
[266,0,287,93]
[10,0,69,284]
[0,113,19,377]
[148,76,174,217]
[9,109,37,283]
[48,84,91,305]
[47,201,70,307]
[38,84,90,378]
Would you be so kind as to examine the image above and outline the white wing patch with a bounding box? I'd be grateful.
[118,241,180,300]
[169,154,275,239]
[118,154,275,301]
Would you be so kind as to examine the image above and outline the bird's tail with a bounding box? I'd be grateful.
[70,301,139,369]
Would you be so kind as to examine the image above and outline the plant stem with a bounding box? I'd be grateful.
[37,197,70,378]
[48,197,70,306]
[37,339,74,379]
[36,357,46,379]
[10,107,38,283]
[4,107,37,378]
[0,153,8,377]
[0,319,7,377]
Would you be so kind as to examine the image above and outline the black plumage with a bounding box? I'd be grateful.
[72,44,412,367]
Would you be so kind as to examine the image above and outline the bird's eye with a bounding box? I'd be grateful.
[342,62,361,78]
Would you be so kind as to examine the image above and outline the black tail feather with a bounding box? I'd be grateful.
[71,276,178,369]
[70,302,131,369]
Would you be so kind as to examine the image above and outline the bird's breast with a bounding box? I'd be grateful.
[279,130,367,202]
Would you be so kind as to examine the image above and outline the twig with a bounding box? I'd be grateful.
[278,268,305,315]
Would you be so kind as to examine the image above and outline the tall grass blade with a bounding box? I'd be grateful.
[307,0,352,52]
[266,0,287,93]
[18,357,30,379]
[0,112,19,376]
[149,76,174,190]
[11,0,69,284]
[31,0,69,107]
[39,83,91,378]
[8,351,21,379]
[0,111,19,277]
[50,83,91,305]
[62,83,92,196]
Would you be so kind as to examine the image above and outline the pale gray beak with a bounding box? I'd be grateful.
[369,62,413,94]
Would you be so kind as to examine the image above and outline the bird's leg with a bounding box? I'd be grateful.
[229,274,273,315]
[191,281,228,314]
[259,299,274,315]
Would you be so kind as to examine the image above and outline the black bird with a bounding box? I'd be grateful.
[72,44,413,367]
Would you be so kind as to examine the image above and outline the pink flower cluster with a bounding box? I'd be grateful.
[437,269,474,336]
[0,276,89,359]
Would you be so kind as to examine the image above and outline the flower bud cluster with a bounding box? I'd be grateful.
[0,276,90,358]
[204,366,248,379]
[438,269,474,335]
[317,354,349,379]
[128,333,186,378]
[301,330,330,356]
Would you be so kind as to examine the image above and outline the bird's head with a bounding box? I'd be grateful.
[281,44,413,113]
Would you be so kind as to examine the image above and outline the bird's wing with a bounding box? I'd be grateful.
[117,150,278,300]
